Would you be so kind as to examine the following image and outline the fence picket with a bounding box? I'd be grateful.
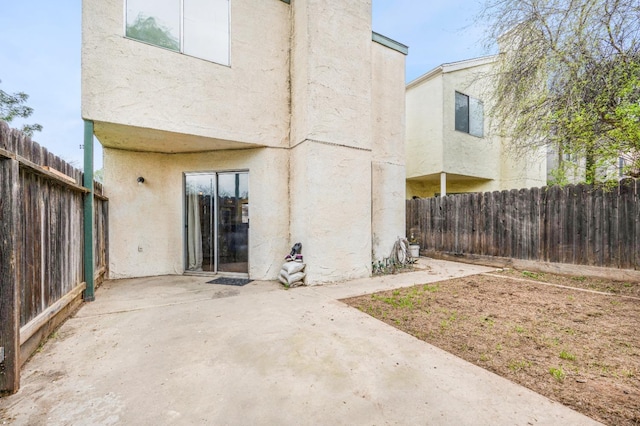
[635,180,640,270]
[0,122,108,393]
[530,187,540,260]
[605,186,617,267]
[407,180,638,271]
[0,157,20,393]
[620,179,635,269]
[491,191,500,257]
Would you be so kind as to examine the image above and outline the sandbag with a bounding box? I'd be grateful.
[278,273,289,286]
[287,271,305,284]
[288,280,304,288]
[282,261,305,275]
[279,269,306,286]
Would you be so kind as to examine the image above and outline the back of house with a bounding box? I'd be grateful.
[82,0,407,284]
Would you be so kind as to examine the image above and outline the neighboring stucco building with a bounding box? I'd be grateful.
[82,0,407,284]
[405,56,546,198]
[547,145,636,184]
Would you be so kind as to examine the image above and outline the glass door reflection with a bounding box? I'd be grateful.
[217,172,249,273]
[185,174,216,272]
[185,171,248,275]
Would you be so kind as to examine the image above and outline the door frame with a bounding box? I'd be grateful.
[183,169,250,277]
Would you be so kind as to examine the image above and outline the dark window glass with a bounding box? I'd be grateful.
[455,92,469,133]
[455,91,484,137]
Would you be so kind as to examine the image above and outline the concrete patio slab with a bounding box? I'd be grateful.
[0,259,601,425]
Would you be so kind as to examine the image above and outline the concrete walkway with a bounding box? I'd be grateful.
[0,259,601,425]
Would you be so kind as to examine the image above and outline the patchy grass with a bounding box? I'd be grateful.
[560,350,577,361]
[343,271,640,426]
[549,367,566,382]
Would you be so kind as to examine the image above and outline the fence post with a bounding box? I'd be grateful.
[83,120,95,301]
[0,158,20,393]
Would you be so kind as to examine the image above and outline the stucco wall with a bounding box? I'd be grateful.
[82,0,291,148]
[290,0,373,150]
[372,162,406,255]
[406,59,547,198]
[287,0,375,283]
[406,75,443,179]
[87,0,407,284]
[103,147,290,280]
[500,143,547,189]
[441,63,502,180]
[371,42,406,259]
[288,142,372,284]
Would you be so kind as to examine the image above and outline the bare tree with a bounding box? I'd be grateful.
[479,0,640,184]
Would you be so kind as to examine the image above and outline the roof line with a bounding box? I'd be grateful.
[372,32,408,55]
[407,54,498,89]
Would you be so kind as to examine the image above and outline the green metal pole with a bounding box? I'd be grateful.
[83,120,95,302]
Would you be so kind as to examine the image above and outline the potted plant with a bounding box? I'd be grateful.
[408,233,420,258]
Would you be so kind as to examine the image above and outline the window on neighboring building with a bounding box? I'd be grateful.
[455,91,484,137]
[125,0,230,65]
[619,156,628,177]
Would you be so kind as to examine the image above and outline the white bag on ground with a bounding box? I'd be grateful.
[278,272,288,286]
[282,261,305,275]
[286,271,305,285]
[279,266,306,287]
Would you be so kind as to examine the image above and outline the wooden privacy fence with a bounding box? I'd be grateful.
[0,121,108,393]
[407,180,639,271]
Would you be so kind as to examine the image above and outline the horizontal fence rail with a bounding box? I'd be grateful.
[0,121,108,393]
[407,180,639,270]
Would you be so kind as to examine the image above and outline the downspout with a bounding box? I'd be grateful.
[83,120,95,301]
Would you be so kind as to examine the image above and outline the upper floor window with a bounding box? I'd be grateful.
[455,91,483,137]
[125,0,230,66]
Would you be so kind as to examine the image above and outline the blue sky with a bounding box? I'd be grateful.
[0,0,490,170]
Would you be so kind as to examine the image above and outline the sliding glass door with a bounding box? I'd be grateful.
[217,172,249,273]
[185,172,249,274]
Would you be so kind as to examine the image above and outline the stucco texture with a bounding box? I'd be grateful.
[405,58,547,198]
[371,42,406,260]
[289,141,372,284]
[103,147,290,280]
[406,76,443,179]
[82,0,291,150]
[441,64,501,180]
[85,0,407,284]
[372,162,405,260]
[290,0,373,150]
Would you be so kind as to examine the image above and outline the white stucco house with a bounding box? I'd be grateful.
[81,0,407,284]
[405,56,547,198]
[547,145,637,185]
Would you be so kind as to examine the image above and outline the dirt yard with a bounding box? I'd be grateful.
[343,268,640,425]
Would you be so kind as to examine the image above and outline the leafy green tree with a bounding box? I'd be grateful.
[93,168,104,184]
[126,14,180,52]
[0,80,43,137]
[552,54,640,180]
[479,0,640,183]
